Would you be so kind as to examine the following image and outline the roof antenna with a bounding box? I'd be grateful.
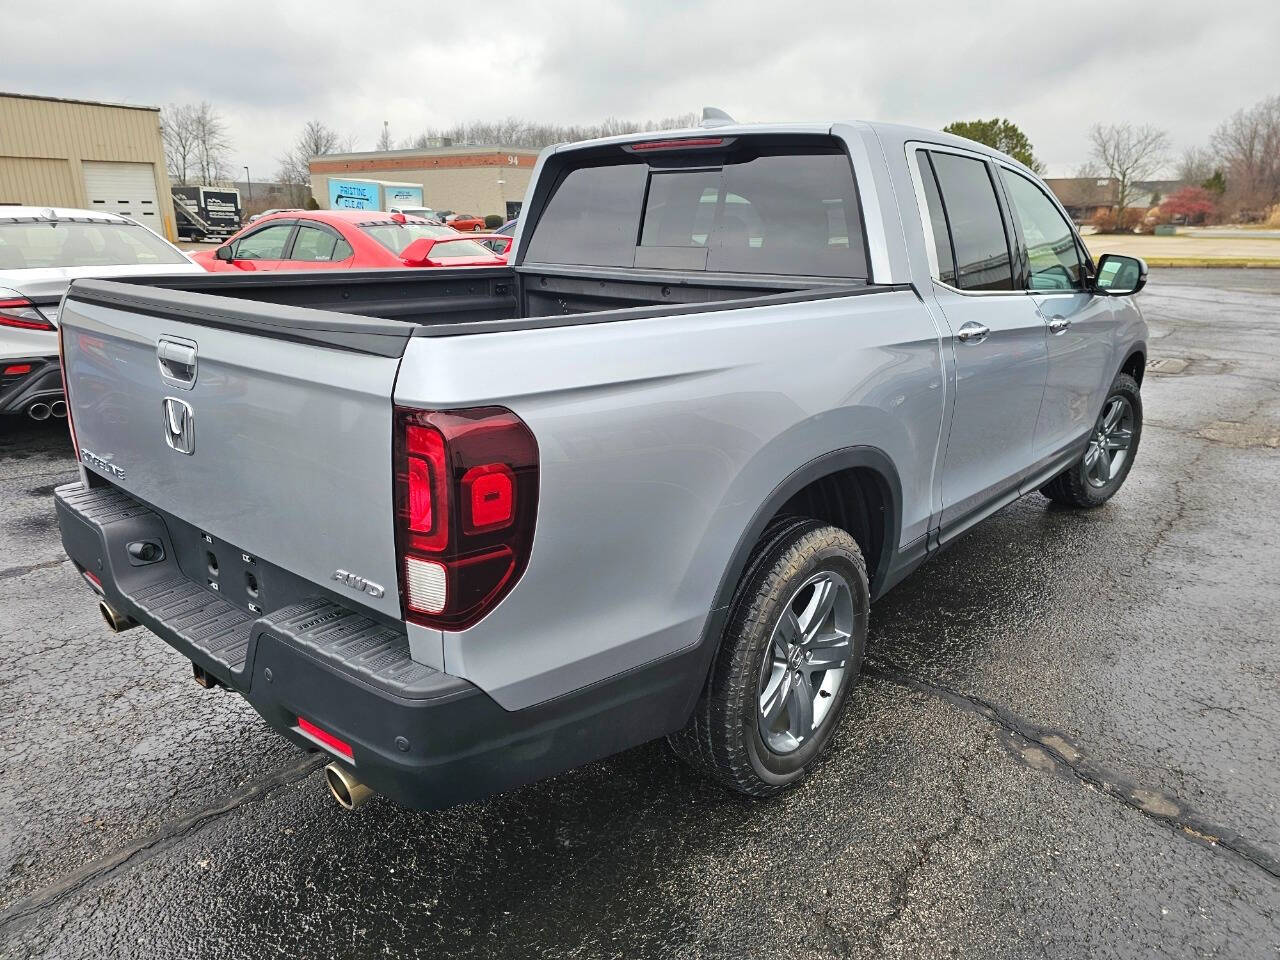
[699,107,736,128]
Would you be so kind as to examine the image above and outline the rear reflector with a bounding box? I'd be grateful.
[82,569,102,590]
[3,363,32,376]
[297,716,353,759]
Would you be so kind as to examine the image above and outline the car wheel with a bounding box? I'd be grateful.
[1040,372,1143,508]
[669,518,868,796]
[473,224,484,232]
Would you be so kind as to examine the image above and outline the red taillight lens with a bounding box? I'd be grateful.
[394,406,538,631]
[3,363,32,376]
[0,297,54,331]
[462,463,515,532]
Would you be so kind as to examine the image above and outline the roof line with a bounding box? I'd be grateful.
[0,91,160,112]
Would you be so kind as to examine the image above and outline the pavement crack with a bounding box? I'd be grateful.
[0,754,324,931]
[867,665,1280,883]
[0,557,68,582]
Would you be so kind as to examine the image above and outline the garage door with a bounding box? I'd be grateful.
[81,161,161,227]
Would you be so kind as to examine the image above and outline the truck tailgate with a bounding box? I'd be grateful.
[59,279,411,621]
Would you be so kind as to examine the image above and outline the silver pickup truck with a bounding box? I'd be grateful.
[54,121,1148,810]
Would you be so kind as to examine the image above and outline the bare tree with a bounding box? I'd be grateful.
[1177,145,1219,185]
[1211,95,1280,220]
[405,113,700,152]
[161,104,199,185]
[190,102,231,185]
[276,120,345,206]
[1089,123,1169,230]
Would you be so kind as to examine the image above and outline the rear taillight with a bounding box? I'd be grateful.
[394,406,538,631]
[0,297,54,331]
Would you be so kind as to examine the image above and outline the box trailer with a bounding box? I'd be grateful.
[325,178,424,211]
[171,186,243,240]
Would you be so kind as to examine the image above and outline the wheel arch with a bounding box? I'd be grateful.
[1120,344,1147,387]
[696,446,903,661]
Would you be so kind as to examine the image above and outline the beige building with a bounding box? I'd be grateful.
[0,92,178,240]
[309,146,540,221]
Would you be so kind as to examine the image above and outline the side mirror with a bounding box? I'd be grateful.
[1094,253,1147,296]
[215,245,234,262]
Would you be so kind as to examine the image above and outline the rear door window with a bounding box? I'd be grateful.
[915,150,956,287]
[289,224,351,262]
[525,141,868,278]
[927,152,1014,291]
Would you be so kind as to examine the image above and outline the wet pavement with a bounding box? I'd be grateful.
[1,269,1277,958]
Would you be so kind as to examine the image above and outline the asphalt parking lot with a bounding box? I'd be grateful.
[1,269,1277,959]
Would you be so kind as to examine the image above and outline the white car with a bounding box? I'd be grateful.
[0,207,204,420]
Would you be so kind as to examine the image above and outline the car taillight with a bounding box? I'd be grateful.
[394,405,538,631]
[0,297,54,331]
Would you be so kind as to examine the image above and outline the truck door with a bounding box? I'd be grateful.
[995,166,1115,461]
[913,148,1049,540]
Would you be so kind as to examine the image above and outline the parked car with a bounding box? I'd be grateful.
[472,233,514,261]
[0,207,202,419]
[55,121,1148,813]
[190,210,504,272]
[247,207,304,224]
[441,212,486,232]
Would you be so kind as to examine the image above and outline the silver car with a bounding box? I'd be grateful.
[0,207,203,420]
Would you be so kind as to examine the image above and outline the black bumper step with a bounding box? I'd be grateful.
[54,480,450,699]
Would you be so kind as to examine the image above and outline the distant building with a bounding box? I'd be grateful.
[308,146,540,221]
[1045,177,1187,224]
[0,91,178,239]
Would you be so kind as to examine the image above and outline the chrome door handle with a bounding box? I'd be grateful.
[955,322,989,344]
[1048,316,1072,334]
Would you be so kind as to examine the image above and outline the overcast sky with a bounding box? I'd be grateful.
[6,0,1278,182]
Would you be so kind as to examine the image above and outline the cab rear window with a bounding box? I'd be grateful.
[523,139,868,279]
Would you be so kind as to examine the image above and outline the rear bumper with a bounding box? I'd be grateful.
[1,356,63,415]
[55,480,699,809]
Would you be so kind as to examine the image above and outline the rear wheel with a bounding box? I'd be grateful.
[1040,372,1143,508]
[669,518,868,796]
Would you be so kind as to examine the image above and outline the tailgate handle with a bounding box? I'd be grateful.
[157,338,197,388]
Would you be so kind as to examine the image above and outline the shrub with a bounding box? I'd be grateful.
[1161,186,1218,225]
[304,196,320,210]
[1088,208,1144,233]
[484,214,504,229]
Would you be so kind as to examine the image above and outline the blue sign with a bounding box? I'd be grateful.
[328,179,380,210]
[383,184,423,207]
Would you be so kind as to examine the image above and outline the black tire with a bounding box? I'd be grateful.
[669,518,869,796]
[1041,372,1143,508]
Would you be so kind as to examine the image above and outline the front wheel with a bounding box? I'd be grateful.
[668,518,869,796]
[1041,372,1143,508]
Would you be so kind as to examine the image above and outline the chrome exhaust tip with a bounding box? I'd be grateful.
[50,399,67,418]
[27,401,51,421]
[324,762,374,810]
[98,599,137,633]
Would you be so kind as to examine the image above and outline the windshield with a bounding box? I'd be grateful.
[397,208,436,219]
[362,222,470,255]
[0,221,189,270]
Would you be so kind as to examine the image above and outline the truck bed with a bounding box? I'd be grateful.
[69,265,881,355]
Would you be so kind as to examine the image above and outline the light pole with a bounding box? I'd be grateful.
[243,165,253,204]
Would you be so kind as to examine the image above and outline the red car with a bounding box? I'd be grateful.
[192,210,504,272]
[440,212,487,232]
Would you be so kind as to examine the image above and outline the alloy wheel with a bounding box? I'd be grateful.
[757,569,856,754]
[1084,396,1135,488]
